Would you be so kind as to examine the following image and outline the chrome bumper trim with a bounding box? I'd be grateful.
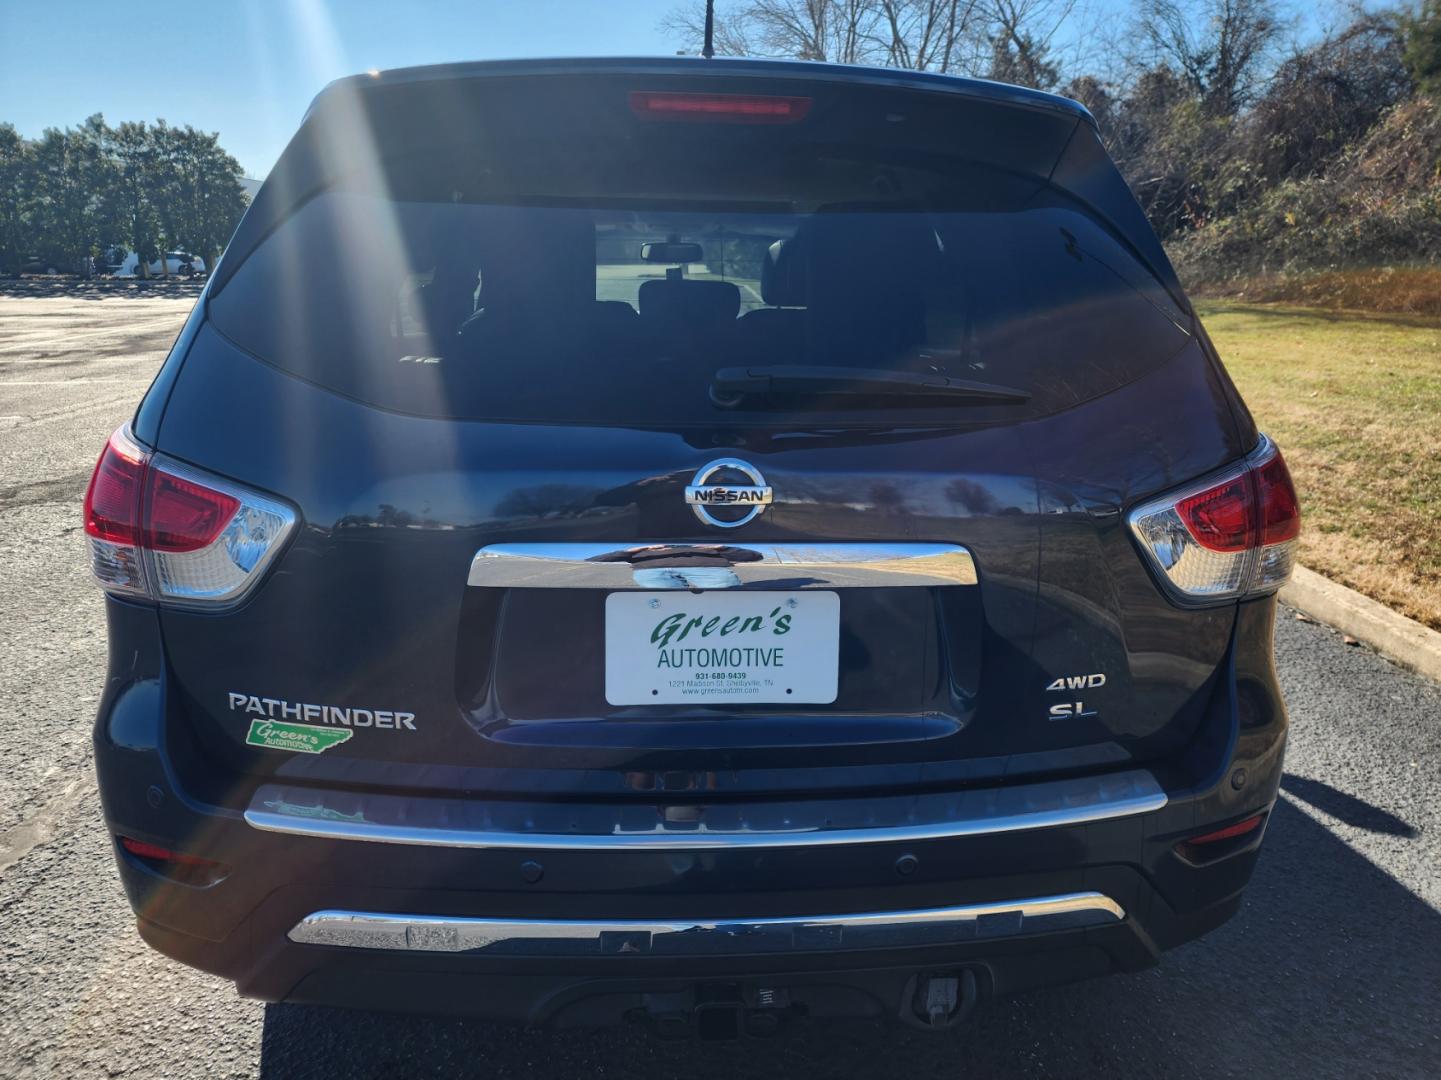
[287,892,1126,956]
[466,542,978,590]
[244,769,1166,851]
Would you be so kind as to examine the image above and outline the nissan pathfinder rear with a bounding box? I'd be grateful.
[87,57,1297,1034]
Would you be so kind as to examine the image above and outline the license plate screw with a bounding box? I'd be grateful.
[648,598,661,609]
[786,598,798,608]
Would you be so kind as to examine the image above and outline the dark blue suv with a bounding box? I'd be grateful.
[85,58,1298,1035]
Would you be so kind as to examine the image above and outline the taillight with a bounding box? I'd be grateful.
[83,425,296,606]
[83,428,151,596]
[629,91,812,123]
[1129,435,1300,603]
[145,469,240,552]
[1175,475,1252,553]
[84,428,147,546]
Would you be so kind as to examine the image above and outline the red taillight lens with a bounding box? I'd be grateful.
[1129,434,1301,602]
[1254,450,1300,546]
[83,429,148,545]
[86,430,243,550]
[629,91,812,123]
[145,468,240,552]
[1175,474,1254,553]
[85,425,296,605]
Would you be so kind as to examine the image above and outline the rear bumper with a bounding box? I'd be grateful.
[94,598,1287,1023]
[135,886,1201,1026]
[115,815,1260,1014]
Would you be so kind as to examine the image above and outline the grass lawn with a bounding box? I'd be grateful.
[1195,300,1441,631]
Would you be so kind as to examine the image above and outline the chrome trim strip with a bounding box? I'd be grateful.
[287,892,1126,955]
[244,769,1166,850]
[467,542,978,589]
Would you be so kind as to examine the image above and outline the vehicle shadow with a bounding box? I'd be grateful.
[258,797,1441,1079]
[1281,772,1419,837]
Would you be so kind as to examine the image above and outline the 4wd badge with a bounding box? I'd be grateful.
[1045,673,1106,692]
[1044,672,1105,722]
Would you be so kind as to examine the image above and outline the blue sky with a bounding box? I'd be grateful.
[1,0,682,178]
[1,0,1339,179]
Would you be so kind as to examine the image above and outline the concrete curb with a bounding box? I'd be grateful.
[1281,565,1441,684]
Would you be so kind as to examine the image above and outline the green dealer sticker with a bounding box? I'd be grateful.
[246,719,353,754]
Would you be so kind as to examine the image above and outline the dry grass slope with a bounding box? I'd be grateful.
[1198,299,1441,630]
[1195,266,1441,316]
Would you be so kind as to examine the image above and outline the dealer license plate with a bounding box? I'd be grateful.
[604,591,839,705]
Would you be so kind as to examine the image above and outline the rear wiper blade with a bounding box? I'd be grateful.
[711,366,1030,407]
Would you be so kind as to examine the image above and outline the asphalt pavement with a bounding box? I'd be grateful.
[1,287,1437,1079]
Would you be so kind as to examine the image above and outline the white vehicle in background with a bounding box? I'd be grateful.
[112,250,207,278]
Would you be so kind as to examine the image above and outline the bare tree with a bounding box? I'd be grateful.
[661,1,878,62]
[986,0,1077,88]
[661,0,989,72]
[1137,0,1285,115]
[875,1,988,72]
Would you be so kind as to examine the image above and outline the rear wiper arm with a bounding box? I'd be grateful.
[710,366,1030,407]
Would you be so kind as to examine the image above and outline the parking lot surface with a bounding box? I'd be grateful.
[1,290,1437,1079]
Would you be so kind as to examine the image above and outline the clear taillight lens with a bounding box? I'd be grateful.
[1128,435,1300,604]
[83,426,296,606]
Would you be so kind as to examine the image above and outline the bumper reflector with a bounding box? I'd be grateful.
[1175,813,1267,862]
[118,836,229,885]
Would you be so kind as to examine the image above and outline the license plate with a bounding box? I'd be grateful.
[605,591,839,705]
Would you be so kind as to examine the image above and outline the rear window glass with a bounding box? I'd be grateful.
[210,189,1189,427]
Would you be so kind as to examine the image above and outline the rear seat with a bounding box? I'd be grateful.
[637,278,740,356]
[736,215,935,367]
[453,215,643,373]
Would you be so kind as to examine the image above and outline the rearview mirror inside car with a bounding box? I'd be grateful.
[641,241,704,264]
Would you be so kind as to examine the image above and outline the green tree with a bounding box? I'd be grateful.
[0,124,35,275]
[27,115,113,271]
[109,120,161,276]
[165,125,248,272]
[1405,0,1441,97]
[0,115,248,277]
[138,120,247,276]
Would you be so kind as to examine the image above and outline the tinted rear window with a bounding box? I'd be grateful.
[211,132,1188,427]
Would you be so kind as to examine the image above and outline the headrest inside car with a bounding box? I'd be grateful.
[638,278,742,325]
[760,238,806,307]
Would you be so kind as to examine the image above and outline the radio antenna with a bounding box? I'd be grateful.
[702,0,716,58]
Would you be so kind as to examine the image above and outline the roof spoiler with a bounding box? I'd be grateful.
[213,60,1183,311]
